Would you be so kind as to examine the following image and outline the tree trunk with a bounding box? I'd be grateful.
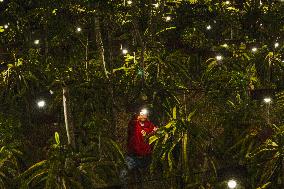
[181,132,188,188]
[95,15,118,138]
[95,16,108,79]
[63,86,76,148]
[107,29,117,139]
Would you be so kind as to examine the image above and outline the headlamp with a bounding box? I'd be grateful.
[140,108,148,116]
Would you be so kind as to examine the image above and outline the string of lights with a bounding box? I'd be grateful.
[1,1,283,62]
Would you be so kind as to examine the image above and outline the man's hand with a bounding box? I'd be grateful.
[141,130,146,136]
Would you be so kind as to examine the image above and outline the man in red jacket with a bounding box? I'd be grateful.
[127,109,157,159]
[120,108,157,186]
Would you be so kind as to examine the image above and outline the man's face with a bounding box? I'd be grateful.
[138,114,147,122]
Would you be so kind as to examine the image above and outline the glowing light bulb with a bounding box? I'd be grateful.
[264,97,272,103]
[122,49,128,54]
[37,100,46,108]
[251,47,257,52]
[216,55,223,61]
[76,27,82,32]
[227,179,237,189]
[222,44,229,48]
[165,16,171,21]
[274,42,279,48]
[34,40,40,45]
[206,25,212,30]
[127,0,132,5]
[4,24,8,29]
[225,1,230,5]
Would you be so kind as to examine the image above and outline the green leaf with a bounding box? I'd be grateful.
[187,110,196,122]
[155,27,176,36]
[256,182,271,189]
[113,66,131,73]
[18,160,48,182]
[173,106,177,119]
[206,58,218,72]
[0,147,5,153]
[54,132,60,145]
[149,135,158,144]
[16,58,23,66]
[165,120,174,129]
[52,9,58,15]
[167,150,174,171]
[108,139,124,161]
[7,64,13,68]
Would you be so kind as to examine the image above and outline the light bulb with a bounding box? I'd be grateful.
[251,47,257,52]
[127,0,132,5]
[225,1,230,5]
[4,24,8,29]
[165,16,171,21]
[37,100,46,108]
[34,40,40,45]
[227,179,237,189]
[216,55,223,61]
[76,27,82,32]
[274,42,279,48]
[206,25,212,30]
[122,49,128,54]
[264,97,272,103]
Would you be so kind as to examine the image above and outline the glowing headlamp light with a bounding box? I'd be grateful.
[140,108,148,116]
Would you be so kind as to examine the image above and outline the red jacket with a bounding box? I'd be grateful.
[127,119,156,156]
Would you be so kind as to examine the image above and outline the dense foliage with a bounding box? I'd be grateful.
[0,0,284,188]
